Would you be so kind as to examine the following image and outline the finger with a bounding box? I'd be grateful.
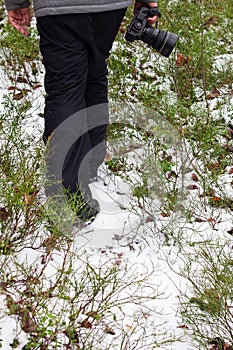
[147,16,158,26]
[22,8,31,27]
[9,20,29,36]
[25,14,30,27]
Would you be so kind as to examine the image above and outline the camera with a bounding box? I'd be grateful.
[125,7,178,58]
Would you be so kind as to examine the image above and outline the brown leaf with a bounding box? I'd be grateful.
[208,92,220,100]
[207,93,215,100]
[161,212,170,217]
[115,259,122,266]
[195,217,205,222]
[227,128,233,140]
[6,296,38,333]
[207,162,221,170]
[104,326,116,335]
[119,27,126,34]
[16,76,28,84]
[33,84,42,90]
[145,216,154,223]
[228,168,233,175]
[24,194,32,205]
[204,16,218,27]
[7,86,17,91]
[177,324,189,329]
[211,196,222,201]
[167,170,177,179]
[13,92,25,100]
[18,309,38,333]
[81,318,92,329]
[24,189,38,205]
[186,184,199,190]
[191,173,198,182]
[207,217,216,223]
[0,207,10,221]
[212,86,219,94]
[125,324,133,330]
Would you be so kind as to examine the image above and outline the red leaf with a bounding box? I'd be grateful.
[176,53,191,67]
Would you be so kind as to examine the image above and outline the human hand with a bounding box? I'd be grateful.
[134,2,159,26]
[8,8,31,36]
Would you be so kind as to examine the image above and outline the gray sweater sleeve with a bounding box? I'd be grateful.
[4,0,157,13]
[5,0,30,10]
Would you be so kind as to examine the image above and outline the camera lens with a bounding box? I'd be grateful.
[158,31,179,57]
[142,27,178,57]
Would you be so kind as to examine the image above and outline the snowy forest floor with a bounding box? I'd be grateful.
[0,1,233,349]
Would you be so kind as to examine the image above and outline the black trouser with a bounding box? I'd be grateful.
[37,9,126,197]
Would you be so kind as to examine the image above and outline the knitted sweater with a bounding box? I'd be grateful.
[5,0,156,17]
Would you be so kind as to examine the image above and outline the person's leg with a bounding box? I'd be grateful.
[84,9,127,179]
[37,15,93,198]
[37,15,89,139]
[37,10,126,220]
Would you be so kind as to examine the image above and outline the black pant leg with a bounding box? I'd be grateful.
[37,15,93,196]
[37,10,126,198]
[84,9,127,177]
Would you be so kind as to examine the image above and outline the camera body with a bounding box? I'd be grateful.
[125,7,178,58]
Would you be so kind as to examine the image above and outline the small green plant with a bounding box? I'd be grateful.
[178,241,233,349]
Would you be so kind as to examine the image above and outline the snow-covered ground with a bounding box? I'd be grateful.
[0,33,233,350]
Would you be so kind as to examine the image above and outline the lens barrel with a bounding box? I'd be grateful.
[158,31,179,57]
[142,27,178,57]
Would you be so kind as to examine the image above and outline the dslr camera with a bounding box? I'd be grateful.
[125,7,178,58]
